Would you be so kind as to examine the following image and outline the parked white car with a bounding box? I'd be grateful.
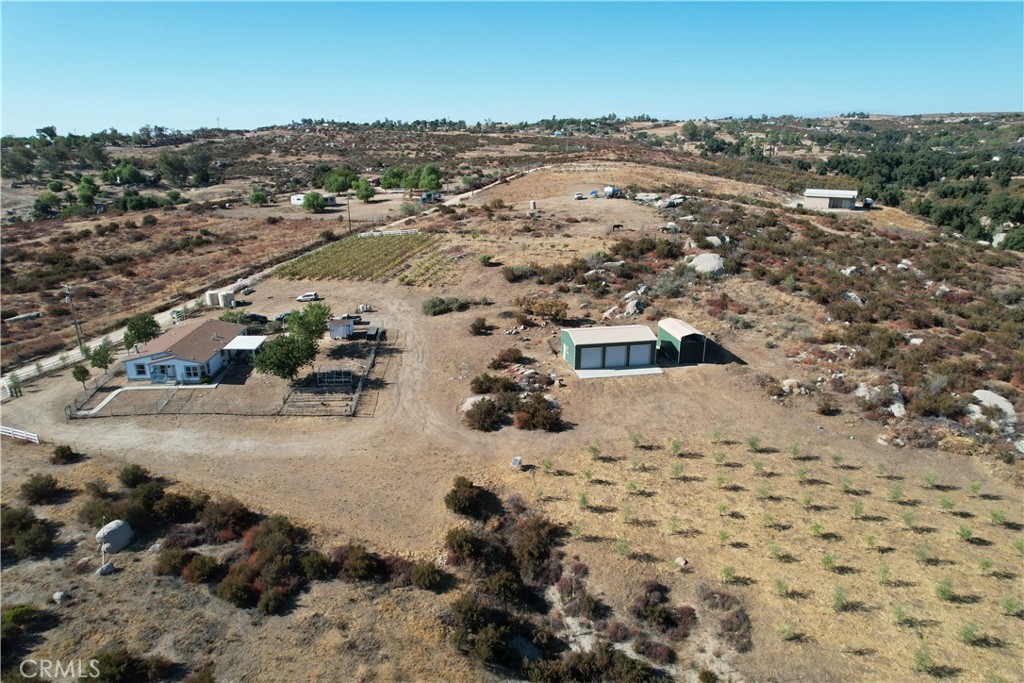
[296,292,319,302]
[574,192,585,200]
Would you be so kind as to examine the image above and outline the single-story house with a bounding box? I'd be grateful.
[802,189,858,210]
[657,318,708,364]
[124,319,247,383]
[560,325,659,377]
[290,193,339,206]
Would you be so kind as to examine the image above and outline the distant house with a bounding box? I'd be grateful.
[123,319,247,383]
[802,189,858,210]
[290,193,338,206]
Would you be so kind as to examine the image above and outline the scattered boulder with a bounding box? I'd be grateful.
[621,290,639,302]
[840,266,858,277]
[674,557,690,571]
[781,379,806,395]
[53,591,68,605]
[601,306,618,320]
[602,260,626,269]
[459,395,488,413]
[665,221,680,233]
[96,520,134,554]
[909,338,924,346]
[679,214,697,222]
[705,236,723,248]
[967,389,1017,434]
[992,232,1007,248]
[843,291,864,306]
[688,253,725,276]
[96,562,115,576]
[622,299,642,317]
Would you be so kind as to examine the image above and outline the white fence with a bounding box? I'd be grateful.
[0,426,41,444]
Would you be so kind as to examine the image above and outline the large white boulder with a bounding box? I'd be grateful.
[96,520,134,553]
[689,253,725,276]
[969,390,1017,433]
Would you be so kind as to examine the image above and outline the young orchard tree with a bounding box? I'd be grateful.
[89,338,116,371]
[72,364,90,390]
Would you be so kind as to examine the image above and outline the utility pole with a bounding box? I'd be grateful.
[62,283,85,354]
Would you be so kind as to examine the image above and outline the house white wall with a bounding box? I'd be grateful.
[126,352,226,383]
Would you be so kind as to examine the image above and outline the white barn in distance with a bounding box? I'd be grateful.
[802,188,858,210]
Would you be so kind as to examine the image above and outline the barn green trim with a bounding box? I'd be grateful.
[657,318,707,365]
[560,326,658,371]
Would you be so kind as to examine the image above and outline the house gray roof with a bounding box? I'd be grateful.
[129,319,246,363]
[562,325,656,346]
[804,188,858,199]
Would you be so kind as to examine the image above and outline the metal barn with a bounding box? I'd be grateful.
[560,325,657,371]
[657,318,707,364]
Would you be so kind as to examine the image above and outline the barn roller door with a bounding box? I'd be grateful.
[579,347,603,369]
[628,344,651,366]
[604,345,627,368]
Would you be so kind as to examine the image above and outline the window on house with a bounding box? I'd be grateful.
[184,366,201,378]
[134,364,147,375]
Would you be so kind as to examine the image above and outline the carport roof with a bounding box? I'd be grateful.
[658,318,704,339]
[223,335,266,352]
[562,325,656,345]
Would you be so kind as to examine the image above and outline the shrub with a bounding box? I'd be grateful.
[422,296,470,316]
[51,444,76,464]
[258,586,288,615]
[141,214,158,226]
[633,635,676,664]
[300,551,335,581]
[469,373,517,394]
[1,506,54,559]
[184,555,219,584]
[153,493,199,524]
[514,393,563,432]
[333,543,381,581]
[199,497,256,541]
[509,514,563,585]
[464,397,503,431]
[719,608,752,652]
[444,476,483,517]
[154,548,193,576]
[488,347,524,369]
[486,570,522,604]
[469,317,489,335]
[216,562,258,607]
[19,474,59,504]
[411,562,442,590]
[118,464,152,489]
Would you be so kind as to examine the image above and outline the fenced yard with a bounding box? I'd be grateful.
[66,334,394,419]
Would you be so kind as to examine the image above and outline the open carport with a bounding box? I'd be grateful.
[657,318,707,365]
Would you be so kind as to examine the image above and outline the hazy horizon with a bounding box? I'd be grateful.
[2,2,1022,137]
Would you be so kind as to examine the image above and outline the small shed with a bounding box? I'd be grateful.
[560,325,657,371]
[329,316,356,340]
[658,318,707,364]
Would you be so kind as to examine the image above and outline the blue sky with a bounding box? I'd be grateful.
[2,2,1021,136]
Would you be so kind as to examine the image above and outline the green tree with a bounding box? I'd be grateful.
[250,189,269,206]
[323,167,357,193]
[380,166,405,189]
[187,148,212,184]
[310,163,334,187]
[32,191,61,219]
[88,338,116,371]
[302,191,326,213]
[156,151,189,185]
[1,146,36,179]
[253,333,318,381]
[71,364,90,390]
[123,314,161,350]
[287,302,333,339]
[354,178,376,202]
[420,164,442,191]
